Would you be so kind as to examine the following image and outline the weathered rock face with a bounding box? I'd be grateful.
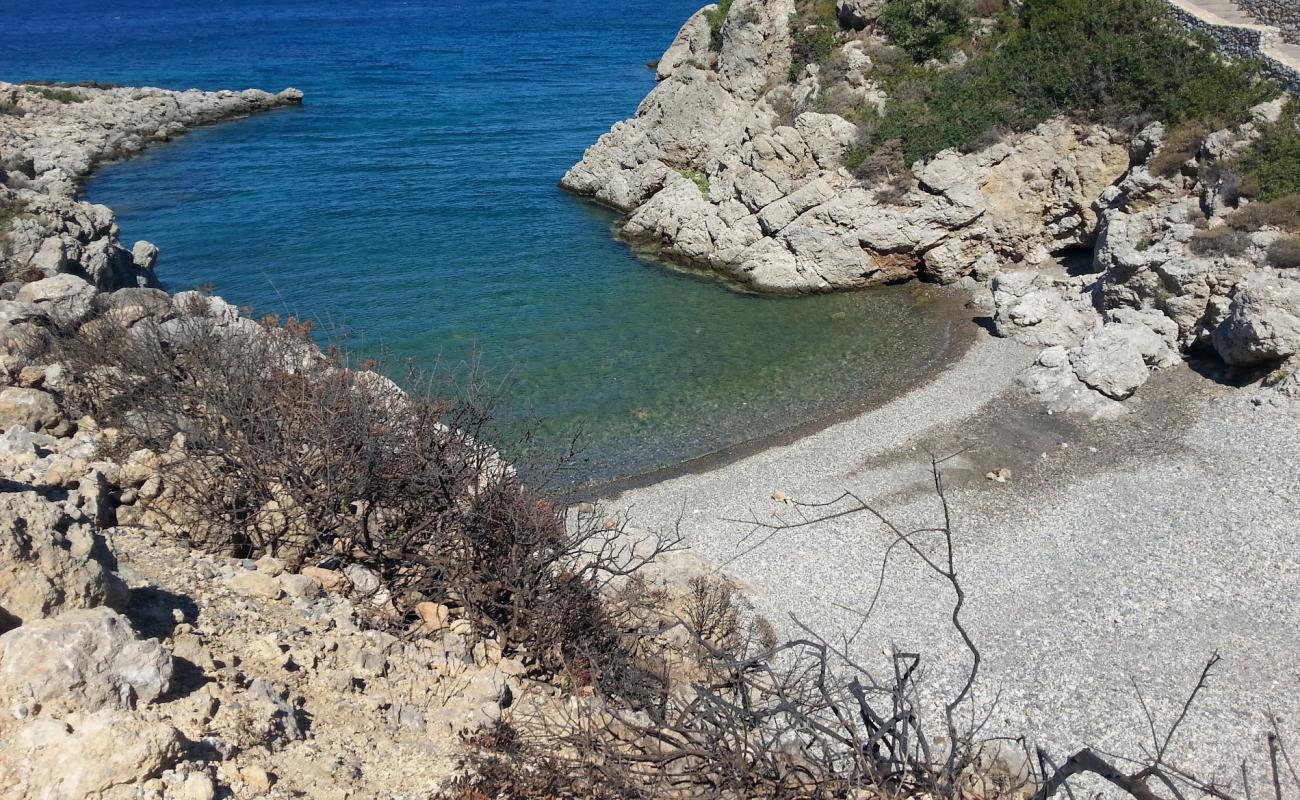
[563,7,1132,294]
[0,491,127,631]
[0,711,184,800]
[1213,277,1300,366]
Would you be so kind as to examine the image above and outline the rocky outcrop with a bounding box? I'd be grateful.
[0,490,127,631]
[0,606,173,715]
[0,81,302,293]
[0,81,559,800]
[563,4,1132,294]
[992,100,1300,413]
[568,4,1298,409]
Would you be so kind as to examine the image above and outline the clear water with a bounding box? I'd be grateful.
[2,0,960,484]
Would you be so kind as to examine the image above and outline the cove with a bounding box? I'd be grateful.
[6,0,961,484]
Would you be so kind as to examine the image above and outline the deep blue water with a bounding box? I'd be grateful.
[2,0,955,483]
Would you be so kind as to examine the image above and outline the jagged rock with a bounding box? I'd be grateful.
[0,387,65,434]
[0,491,127,631]
[0,711,183,800]
[991,270,1099,347]
[1213,277,1300,366]
[14,273,96,327]
[0,606,173,714]
[657,7,712,81]
[97,286,173,329]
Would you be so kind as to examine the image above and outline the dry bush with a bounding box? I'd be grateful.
[1188,226,1251,258]
[1229,196,1300,234]
[49,303,678,670]
[1268,235,1300,268]
[1150,122,1214,178]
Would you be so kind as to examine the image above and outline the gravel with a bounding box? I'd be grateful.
[609,331,1300,787]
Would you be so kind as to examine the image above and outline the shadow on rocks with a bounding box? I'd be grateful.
[127,584,198,640]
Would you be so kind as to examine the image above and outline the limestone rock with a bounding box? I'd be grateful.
[0,711,182,799]
[14,273,97,327]
[230,569,284,600]
[0,387,65,434]
[1070,323,1177,400]
[1213,277,1300,366]
[657,7,712,81]
[838,0,883,29]
[0,606,173,714]
[131,240,160,270]
[0,491,127,631]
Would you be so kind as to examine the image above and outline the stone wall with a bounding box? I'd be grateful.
[1162,1,1300,94]
[1237,0,1300,43]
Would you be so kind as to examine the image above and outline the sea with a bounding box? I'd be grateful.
[2,0,957,484]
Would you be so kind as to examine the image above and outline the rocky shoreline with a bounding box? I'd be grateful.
[563,0,1300,417]
[0,83,531,799]
[0,82,302,294]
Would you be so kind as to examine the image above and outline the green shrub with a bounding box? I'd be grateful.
[32,87,85,104]
[873,0,1278,165]
[1241,104,1300,201]
[678,168,711,194]
[882,0,973,62]
[704,0,735,51]
[788,0,841,81]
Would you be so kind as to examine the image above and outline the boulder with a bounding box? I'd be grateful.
[1070,323,1177,400]
[0,491,127,631]
[0,710,182,799]
[0,607,173,714]
[0,387,64,434]
[1213,278,1300,366]
[130,240,159,270]
[14,273,96,327]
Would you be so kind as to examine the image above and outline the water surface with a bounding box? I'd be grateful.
[3,0,959,483]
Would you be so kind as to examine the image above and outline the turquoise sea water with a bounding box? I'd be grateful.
[3,0,958,483]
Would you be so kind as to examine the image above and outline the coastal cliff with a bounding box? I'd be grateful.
[564,0,1300,414]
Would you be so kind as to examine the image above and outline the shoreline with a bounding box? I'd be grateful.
[605,321,1300,776]
[582,282,979,498]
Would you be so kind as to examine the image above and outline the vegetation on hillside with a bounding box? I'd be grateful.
[705,0,736,51]
[789,0,841,80]
[882,0,973,62]
[794,0,1281,178]
[873,0,1278,165]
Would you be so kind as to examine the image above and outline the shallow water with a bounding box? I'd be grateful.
[4,0,959,483]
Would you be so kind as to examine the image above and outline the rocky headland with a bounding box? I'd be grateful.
[563,0,1300,417]
[1,0,1299,794]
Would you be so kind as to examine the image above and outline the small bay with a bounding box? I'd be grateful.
[4,0,960,483]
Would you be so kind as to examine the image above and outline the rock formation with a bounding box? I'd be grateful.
[0,81,522,800]
[565,1,1300,412]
